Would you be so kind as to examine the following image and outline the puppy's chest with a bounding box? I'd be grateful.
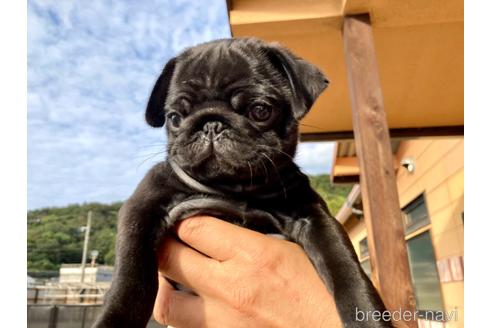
[164,192,293,235]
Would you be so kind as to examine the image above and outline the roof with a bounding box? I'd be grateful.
[336,139,400,157]
[226,0,464,139]
[331,140,400,183]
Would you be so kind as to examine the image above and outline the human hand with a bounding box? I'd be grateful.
[153,216,342,328]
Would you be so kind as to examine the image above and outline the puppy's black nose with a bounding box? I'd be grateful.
[203,121,225,137]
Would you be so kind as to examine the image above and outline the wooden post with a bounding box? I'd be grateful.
[342,14,417,327]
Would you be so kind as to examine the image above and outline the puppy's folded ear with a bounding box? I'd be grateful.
[145,57,177,127]
[264,44,329,120]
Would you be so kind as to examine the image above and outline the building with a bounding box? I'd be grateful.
[28,265,113,305]
[226,1,463,327]
[333,138,464,327]
[27,275,37,288]
[59,264,113,283]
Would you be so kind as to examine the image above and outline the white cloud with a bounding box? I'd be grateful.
[28,0,229,209]
[27,0,333,210]
[295,142,335,175]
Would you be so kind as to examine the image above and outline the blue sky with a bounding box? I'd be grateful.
[27,0,334,210]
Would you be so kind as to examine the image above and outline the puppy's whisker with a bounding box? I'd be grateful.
[247,161,253,188]
[133,151,164,160]
[134,149,167,159]
[260,153,288,200]
[139,142,166,146]
[136,151,165,168]
[137,144,166,150]
[259,157,269,184]
[258,145,295,160]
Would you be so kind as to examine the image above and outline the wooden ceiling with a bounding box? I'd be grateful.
[227,0,464,139]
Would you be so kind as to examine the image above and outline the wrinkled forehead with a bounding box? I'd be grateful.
[172,41,270,91]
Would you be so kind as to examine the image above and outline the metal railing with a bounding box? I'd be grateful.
[27,304,163,328]
[28,285,109,305]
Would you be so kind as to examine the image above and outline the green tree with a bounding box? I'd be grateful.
[27,176,352,273]
[308,174,352,215]
[27,202,122,273]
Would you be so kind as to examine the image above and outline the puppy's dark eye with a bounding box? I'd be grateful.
[167,113,182,128]
[249,104,272,122]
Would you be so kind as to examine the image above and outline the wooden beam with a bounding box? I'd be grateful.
[331,156,401,184]
[300,125,464,141]
[332,175,360,184]
[329,142,339,183]
[342,14,417,327]
[333,156,360,177]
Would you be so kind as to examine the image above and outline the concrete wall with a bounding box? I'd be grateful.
[59,266,114,283]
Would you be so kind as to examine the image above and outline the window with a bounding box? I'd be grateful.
[359,238,369,259]
[407,232,444,317]
[402,194,430,234]
[360,258,371,277]
[402,194,444,319]
[359,238,371,278]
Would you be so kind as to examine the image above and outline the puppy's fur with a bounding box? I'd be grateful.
[94,38,391,327]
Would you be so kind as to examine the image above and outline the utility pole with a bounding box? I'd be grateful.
[80,210,92,283]
[90,250,99,268]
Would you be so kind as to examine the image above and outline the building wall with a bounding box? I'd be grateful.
[343,137,464,328]
[59,266,114,283]
[396,137,464,328]
[345,216,367,252]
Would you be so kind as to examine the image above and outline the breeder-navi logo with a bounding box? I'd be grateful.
[355,307,459,323]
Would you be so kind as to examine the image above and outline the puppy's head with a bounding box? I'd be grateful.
[146,38,328,183]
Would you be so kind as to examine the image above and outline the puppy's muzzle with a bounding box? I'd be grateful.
[203,121,225,140]
[188,107,233,137]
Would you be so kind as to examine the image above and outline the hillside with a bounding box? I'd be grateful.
[308,174,353,215]
[28,202,121,273]
[27,175,352,273]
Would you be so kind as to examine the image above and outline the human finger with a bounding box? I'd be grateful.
[157,236,221,296]
[175,216,272,261]
[153,275,204,327]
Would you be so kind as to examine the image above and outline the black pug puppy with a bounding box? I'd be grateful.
[94,38,390,328]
